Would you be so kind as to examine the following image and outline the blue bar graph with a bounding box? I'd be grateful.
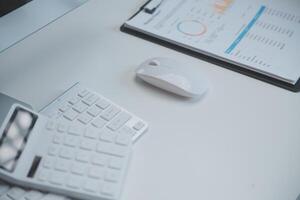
[225,5,266,54]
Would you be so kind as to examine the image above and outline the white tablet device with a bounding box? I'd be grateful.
[0,104,133,200]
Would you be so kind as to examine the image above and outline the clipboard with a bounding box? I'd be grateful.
[121,0,300,92]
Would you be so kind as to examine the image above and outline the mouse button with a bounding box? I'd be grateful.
[148,60,161,66]
[139,66,171,77]
[161,74,192,90]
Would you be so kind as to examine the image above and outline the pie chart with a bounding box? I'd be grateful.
[177,20,207,36]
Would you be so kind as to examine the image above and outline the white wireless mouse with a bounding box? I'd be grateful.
[136,57,209,98]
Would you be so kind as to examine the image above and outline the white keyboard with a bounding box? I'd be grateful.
[34,120,132,200]
[0,181,69,200]
[0,83,147,200]
[40,83,148,142]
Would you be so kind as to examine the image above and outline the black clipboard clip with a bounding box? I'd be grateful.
[143,0,164,14]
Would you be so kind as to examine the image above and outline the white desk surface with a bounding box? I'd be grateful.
[0,1,300,200]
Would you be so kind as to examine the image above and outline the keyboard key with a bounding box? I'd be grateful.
[43,157,55,169]
[7,187,26,200]
[71,163,86,175]
[97,142,128,157]
[68,97,79,105]
[77,113,93,124]
[111,145,130,157]
[133,121,146,131]
[109,158,123,170]
[80,139,96,151]
[84,127,99,139]
[54,159,70,172]
[46,120,56,131]
[63,135,79,147]
[107,112,131,131]
[56,111,64,119]
[52,134,63,144]
[83,180,99,193]
[100,106,120,121]
[92,117,106,129]
[68,125,85,136]
[59,147,74,160]
[88,167,105,179]
[49,172,65,185]
[96,142,112,155]
[57,123,68,133]
[115,133,131,146]
[92,154,108,166]
[45,109,62,119]
[48,145,60,156]
[105,170,120,182]
[118,126,136,137]
[101,183,116,196]
[38,170,49,182]
[99,128,115,143]
[87,105,102,117]
[72,101,88,113]
[59,102,70,113]
[78,89,89,98]
[66,176,82,189]
[63,109,78,121]
[23,190,44,200]
[96,99,110,109]
[76,151,90,163]
[82,94,99,106]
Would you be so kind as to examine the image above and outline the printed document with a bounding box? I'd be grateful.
[125,0,300,84]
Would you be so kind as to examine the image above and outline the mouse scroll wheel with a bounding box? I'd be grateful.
[148,60,160,66]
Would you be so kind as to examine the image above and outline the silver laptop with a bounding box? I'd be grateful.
[0,0,88,53]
